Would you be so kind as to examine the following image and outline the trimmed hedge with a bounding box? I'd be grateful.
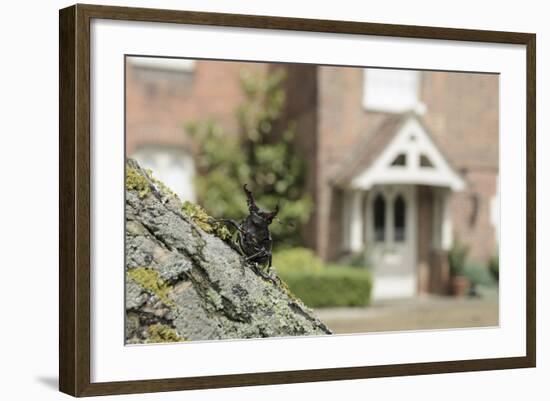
[273,247,323,273]
[278,266,372,308]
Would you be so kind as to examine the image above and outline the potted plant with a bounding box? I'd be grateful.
[448,240,471,296]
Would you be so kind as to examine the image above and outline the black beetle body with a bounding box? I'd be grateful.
[218,185,279,267]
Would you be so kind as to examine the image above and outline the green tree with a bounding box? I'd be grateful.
[186,69,312,248]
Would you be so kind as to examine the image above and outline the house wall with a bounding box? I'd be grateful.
[421,72,499,171]
[316,66,393,259]
[125,59,267,155]
[449,168,499,263]
[277,64,319,251]
[422,72,499,264]
[316,69,499,264]
[316,66,363,259]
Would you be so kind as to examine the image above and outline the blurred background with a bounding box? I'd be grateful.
[126,56,499,334]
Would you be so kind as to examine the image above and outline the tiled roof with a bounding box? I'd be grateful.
[332,114,407,187]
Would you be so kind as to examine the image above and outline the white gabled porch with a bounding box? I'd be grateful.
[339,114,465,299]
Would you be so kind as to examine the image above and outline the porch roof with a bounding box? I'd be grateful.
[332,113,465,191]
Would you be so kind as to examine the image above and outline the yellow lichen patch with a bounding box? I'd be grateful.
[125,166,150,198]
[181,201,232,240]
[127,267,174,307]
[146,323,184,343]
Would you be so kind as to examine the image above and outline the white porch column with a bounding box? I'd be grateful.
[432,188,444,249]
[441,189,453,250]
[349,190,364,252]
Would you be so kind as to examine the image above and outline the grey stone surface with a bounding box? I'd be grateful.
[125,159,332,343]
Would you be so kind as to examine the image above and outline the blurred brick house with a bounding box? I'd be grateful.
[126,57,499,300]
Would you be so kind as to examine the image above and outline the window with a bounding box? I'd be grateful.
[374,194,386,242]
[129,57,195,91]
[132,147,196,202]
[363,69,421,112]
[393,195,406,242]
[129,56,195,72]
[419,154,434,168]
[390,153,407,167]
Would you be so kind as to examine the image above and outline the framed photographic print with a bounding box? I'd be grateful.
[59,3,536,397]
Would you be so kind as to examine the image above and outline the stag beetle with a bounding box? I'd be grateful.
[215,184,279,268]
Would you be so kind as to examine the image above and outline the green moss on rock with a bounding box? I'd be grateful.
[147,323,184,343]
[126,164,180,201]
[182,201,232,240]
[126,166,151,198]
[127,267,174,307]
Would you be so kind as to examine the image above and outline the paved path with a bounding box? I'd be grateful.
[314,294,499,334]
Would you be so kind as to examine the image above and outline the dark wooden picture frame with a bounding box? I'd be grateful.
[59,3,536,397]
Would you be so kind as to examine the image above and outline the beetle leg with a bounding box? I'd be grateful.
[227,238,244,255]
[210,218,246,234]
[245,248,272,267]
[244,249,267,262]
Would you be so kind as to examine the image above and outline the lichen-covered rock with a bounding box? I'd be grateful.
[125,159,332,343]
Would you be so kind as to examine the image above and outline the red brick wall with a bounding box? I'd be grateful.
[421,71,499,170]
[449,168,498,263]
[278,64,319,250]
[125,59,267,155]
[422,71,499,264]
